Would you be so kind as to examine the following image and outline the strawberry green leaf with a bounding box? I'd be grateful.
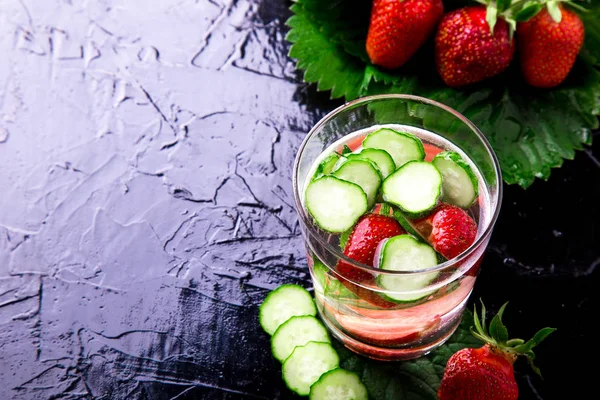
[513,3,544,21]
[547,1,563,22]
[488,302,509,343]
[332,310,483,399]
[577,0,600,64]
[286,0,600,187]
[486,1,499,33]
[513,327,557,353]
[498,0,512,12]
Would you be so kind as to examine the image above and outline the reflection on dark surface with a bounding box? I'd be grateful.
[0,1,597,399]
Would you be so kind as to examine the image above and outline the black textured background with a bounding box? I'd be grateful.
[0,1,597,399]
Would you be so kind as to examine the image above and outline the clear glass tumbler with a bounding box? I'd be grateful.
[292,94,502,361]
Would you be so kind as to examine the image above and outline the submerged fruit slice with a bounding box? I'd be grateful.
[433,151,479,208]
[305,176,368,233]
[282,341,339,396]
[382,161,442,217]
[309,368,369,400]
[333,159,382,207]
[259,284,317,335]
[312,153,340,181]
[271,316,330,363]
[345,148,396,178]
[363,128,425,168]
[376,235,440,302]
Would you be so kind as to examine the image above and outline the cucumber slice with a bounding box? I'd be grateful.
[382,161,442,217]
[309,368,368,400]
[362,128,425,168]
[259,284,317,335]
[282,341,340,396]
[432,151,479,208]
[313,153,340,181]
[376,235,439,302]
[271,316,330,363]
[345,148,396,178]
[333,159,382,208]
[305,176,368,233]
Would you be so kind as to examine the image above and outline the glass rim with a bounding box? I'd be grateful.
[292,93,503,275]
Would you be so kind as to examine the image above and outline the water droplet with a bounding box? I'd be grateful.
[552,230,563,238]
[0,127,8,143]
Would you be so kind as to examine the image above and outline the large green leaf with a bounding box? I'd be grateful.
[333,310,483,399]
[286,0,600,187]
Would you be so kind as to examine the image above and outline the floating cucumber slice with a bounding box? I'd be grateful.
[362,128,425,168]
[333,159,382,208]
[375,235,439,303]
[432,151,479,208]
[305,176,368,233]
[345,148,396,178]
[312,153,340,181]
[382,161,442,217]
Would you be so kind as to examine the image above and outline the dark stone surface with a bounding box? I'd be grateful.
[0,1,597,399]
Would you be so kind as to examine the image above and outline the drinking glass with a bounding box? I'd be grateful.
[292,94,502,360]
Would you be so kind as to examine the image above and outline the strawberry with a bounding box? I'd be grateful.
[338,213,405,280]
[414,204,477,260]
[336,214,405,307]
[518,4,585,88]
[366,0,444,69]
[438,301,556,400]
[435,6,515,87]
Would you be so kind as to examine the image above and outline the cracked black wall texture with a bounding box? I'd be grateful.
[0,1,598,399]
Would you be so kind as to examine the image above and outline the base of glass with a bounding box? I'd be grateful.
[319,310,462,361]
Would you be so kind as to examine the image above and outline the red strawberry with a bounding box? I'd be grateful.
[414,204,477,260]
[336,214,405,307]
[366,0,444,69]
[435,6,515,87]
[438,302,556,400]
[338,214,405,280]
[518,5,584,88]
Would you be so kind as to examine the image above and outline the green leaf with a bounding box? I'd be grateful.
[547,1,563,22]
[488,302,509,343]
[498,0,512,12]
[486,1,499,33]
[286,0,600,187]
[339,228,351,250]
[333,310,483,399]
[513,3,544,21]
[513,327,557,353]
[577,0,600,64]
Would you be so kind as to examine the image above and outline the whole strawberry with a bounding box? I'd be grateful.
[438,301,556,400]
[414,204,477,259]
[518,4,584,88]
[435,6,515,87]
[366,0,443,69]
[337,213,405,307]
[338,213,405,281]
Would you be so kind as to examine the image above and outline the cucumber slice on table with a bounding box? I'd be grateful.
[345,148,396,178]
[362,128,425,168]
[376,235,439,302]
[432,151,479,208]
[259,284,317,335]
[312,153,340,181]
[382,161,442,217]
[309,368,369,400]
[271,316,330,362]
[305,176,368,233]
[333,159,382,208]
[282,341,340,396]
